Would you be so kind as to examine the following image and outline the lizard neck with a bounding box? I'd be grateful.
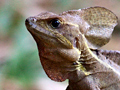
[79,34,120,77]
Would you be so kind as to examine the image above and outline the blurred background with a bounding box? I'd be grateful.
[0,0,120,90]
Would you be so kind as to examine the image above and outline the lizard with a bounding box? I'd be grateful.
[25,6,120,90]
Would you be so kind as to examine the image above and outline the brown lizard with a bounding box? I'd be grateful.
[25,7,120,90]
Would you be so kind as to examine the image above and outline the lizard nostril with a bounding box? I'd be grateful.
[31,18,37,22]
[25,17,36,24]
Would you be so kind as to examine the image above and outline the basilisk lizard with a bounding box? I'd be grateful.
[25,7,120,90]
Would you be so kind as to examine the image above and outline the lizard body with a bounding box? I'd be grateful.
[25,6,120,89]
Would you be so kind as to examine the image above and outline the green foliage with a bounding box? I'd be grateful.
[0,1,43,87]
[3,50,41,85]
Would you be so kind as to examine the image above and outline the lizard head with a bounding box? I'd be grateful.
[25,11,84,81]
[25,11,85,49]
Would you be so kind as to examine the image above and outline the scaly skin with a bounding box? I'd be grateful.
[25,7,120,89]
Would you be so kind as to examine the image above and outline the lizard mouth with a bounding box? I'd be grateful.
[25,17,51,41]
[25,17,49,47]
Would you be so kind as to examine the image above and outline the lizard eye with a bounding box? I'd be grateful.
[50,19,61,28]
